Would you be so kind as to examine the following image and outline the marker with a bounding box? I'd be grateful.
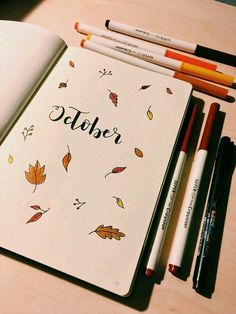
[192,137,236,291]
[74,21,217,70]
[105,20,236,67]
[80,39,234,101]
[168,102,220,275]
[87,34,235,87]
[145,103,198,277]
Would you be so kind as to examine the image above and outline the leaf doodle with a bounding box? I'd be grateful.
[107,89,118,107]
[8,154,14,164]
[147,106,153,120]
[58,79,68,88]
[69,60,75,68]
[25,161,46,193]
[105,166,126,178]
[139,84,151,91]
[89,225,125,240]
[26,205,50,224]
[166,87,173,94]
[113,196,125,209]
[62,145,71,172]
[134,148,143,158]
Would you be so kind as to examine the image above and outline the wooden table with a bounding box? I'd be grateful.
[1,1,236,313]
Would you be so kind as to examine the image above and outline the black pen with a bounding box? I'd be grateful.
[192,136,235,291]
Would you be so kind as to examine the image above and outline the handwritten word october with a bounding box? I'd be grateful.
[49,106,122,144]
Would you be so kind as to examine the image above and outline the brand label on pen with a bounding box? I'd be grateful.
[101,35,139,49]
[114,45,154,60]
[161,180,178,230]
[184,179,199,228]
[135,29,171,43]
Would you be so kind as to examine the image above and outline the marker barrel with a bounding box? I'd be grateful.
[168,150,207,273]
[106,20,197,53]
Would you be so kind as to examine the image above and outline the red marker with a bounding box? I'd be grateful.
[168,102,220,274]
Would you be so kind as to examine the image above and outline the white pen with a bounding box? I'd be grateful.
[75,21,217,70]
[168,102,220,274]
[145,104,198,277]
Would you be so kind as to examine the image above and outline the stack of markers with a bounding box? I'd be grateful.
[75,20,236,102]
[75,20,236,294]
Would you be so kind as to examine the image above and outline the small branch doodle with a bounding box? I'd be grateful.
[73,198,86,210]
[99,68,112,78]
[26,205,50,224]
[22,125,34,141]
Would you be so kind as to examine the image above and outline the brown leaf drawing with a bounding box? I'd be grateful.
[58,79,68,88]
[26,212,42,224]
[105,166,126,178]
[135,148,143,158]
[166,87,173,94]
[139,84,151,91]
[62,145,71,172]
[107,89,118,106]
[69,60,75,68]
[89,225,125,240]
[25,161,46,193]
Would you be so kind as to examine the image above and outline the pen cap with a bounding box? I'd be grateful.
[199,102,220,150]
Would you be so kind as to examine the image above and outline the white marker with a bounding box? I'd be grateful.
[168,102,220,274]
[145,104,198,276]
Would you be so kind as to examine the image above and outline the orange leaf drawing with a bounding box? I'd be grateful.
[62,145,71,172]
[89,225,125,240]
[26,212,42,224]
[135,148,143,158]
[25,161,46,193]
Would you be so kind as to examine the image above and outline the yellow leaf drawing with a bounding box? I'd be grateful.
[147,106,153,120]
[25,160,46,193]
[113,196,125,209]
[62,145,71,172]
[8,154,14,164]
[89,225,125,240]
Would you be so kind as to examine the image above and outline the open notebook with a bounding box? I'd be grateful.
[0,20,192,296]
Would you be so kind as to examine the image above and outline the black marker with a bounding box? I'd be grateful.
[105,20,236,67]
[192,136,236,291]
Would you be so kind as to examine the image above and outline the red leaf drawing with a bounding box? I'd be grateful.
[105,166,126,178]
[30,205,42,210]
[107,89,118,106]
[26,212,42,224]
